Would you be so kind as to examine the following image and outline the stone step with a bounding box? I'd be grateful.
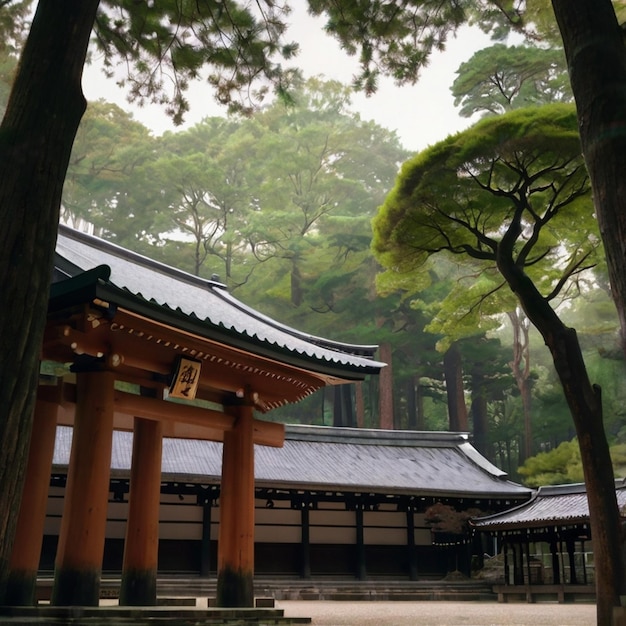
[34,576,497,604]
[0,606,311,625]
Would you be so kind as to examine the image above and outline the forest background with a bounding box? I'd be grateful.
[2,9,625,487]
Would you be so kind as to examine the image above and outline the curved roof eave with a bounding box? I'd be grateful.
[52,226,386,379]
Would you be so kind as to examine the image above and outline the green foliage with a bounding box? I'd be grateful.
[63,99,157,242]
[518,439,583,487]
[519,438,626,487]
[487,394,523,475]
[0,0,31,56]
[308,0,528,94]
[0,49,17,113]
[451,44,572,118]
[611,444,626,478]
[93,0,299,122]
[373,103,597,308]
[0,1,28,113]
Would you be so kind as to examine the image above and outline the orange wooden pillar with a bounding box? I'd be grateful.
[119,416,163,606]
[216,400,255,607]
[51,371,115,606]
[5,397,58,605]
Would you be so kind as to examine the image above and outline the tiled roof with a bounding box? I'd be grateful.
[53,225,384,377]
[472,480,626,529]
[51,424,531,499]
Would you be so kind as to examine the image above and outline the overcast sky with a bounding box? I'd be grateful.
[82,8,491,152]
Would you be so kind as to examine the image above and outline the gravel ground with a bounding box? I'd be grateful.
[277,600,596,626]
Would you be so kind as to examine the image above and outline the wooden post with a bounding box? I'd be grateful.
[5,397,58,605]
[216,400,255,607]
[406,507,418,581]
[550,538,560,584]
[355,505,366,580]
[566,537,577,584]
[52,371,115,606]
[200,502,213,577]
[503,540,510,585]
[300,505,311,579]
[119,416,163,606]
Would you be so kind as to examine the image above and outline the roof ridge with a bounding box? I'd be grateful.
[57,224,227,290]
[284,423,469,446]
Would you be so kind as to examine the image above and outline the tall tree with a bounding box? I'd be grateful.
[451,43,572,118]
[63,99,156,240]
[242,77,407,307]
[4,1,626,619]
[372,104,623,622]
[550,2,626,360]
[0,0,297,602]
[0,1,101,602]
[143,117,255,279]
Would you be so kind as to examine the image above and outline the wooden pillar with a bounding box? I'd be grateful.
[355,505,366,580]
[300,505,311,579]
[200,502,213,577]
[52,371,115,607]
[216,401,255,607]
[503,540,510,585]
[550,537,560,584]
[513,543,523,585]
[406,508,418,581]
[566,537,577,584]
[5,398,58,605]
[120,417,163,606]
[559,538,566,584]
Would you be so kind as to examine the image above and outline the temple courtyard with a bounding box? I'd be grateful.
[278,600,596,625]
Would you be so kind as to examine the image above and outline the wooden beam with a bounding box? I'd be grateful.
[43,383,284,447]
[114,390,233,430]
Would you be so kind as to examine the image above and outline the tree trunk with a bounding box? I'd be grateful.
[331,385,355,427]
[551,1,626,357]
[415,379,425,431]
[498,252,625,625]
[378,342,394,429]
[406,377,417,430]
[507,309,533,461]
[354,382,364,428]
[470,378,489,457]
[290,259,303,307]
[0,0,98,601]
[342,384,355,428]
[551,3,626,621]
[332,386,343,427]
[443,342,468,431]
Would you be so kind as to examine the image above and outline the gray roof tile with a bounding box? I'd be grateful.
[54,225,384,374]
[472,480,626,528]
[52,424,531,499]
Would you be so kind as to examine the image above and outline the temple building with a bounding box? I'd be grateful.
[8,225,383,608]
[8,225,531,608]
[42,424,531,583]
[472,479,626,603]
